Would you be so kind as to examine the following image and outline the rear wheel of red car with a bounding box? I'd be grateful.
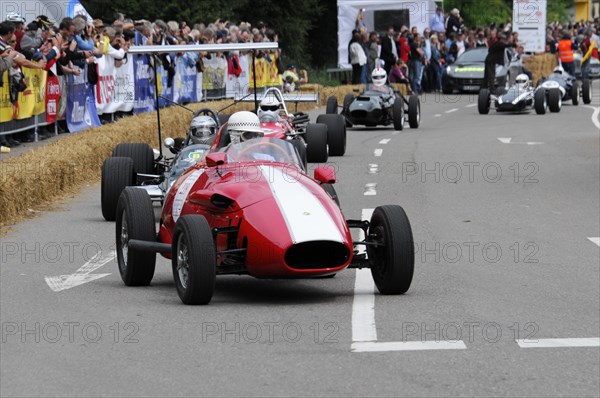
[368,205,414,295]
[582,79,591,104]
[326,96,338,114]
[115,187,156,286]
[408,95,420,128]
[172,215,216,305]
[534,89,547,115]
[393,97,404,131]
[317,114,346,156]
[101,157,134,221]
[305,123,328,163]
[478,89,491,114]
[112,143,154,175]
[548,88,562,112]
[570,83,579,105]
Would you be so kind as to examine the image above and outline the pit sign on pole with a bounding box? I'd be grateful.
[513,0,547,53]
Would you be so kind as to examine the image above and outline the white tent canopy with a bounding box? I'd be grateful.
[1,0,92,25]
[338,0,437,68]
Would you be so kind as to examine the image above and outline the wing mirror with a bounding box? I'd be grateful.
[206,152,228,167]
[314,165,336,184]
[165,137,185,154]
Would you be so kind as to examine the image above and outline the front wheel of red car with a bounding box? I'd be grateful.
[172,215,216,305]
[367,205,414,295]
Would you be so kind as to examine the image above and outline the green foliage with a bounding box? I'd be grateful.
[80,0,322,64]
[444,0,512,28]
[546,0,574,23]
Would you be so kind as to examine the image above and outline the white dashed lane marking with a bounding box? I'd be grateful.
[364,183,377,196]
[588,237,600,247]
[434,114,442,117]
[466,103,477,108]
[378,138,391,145]
[374,149,383,157]
[368,164,379,174]
[445,108,459,113]
[516,338,600,348]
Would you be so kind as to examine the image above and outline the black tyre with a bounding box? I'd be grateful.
[478,88,491,114]
[112,143,154,175]
[534,89,547,115]
[582,79,591,104]
[548,88,562,113]
[570,83,579,105]
[367,205,414,295]
[343,94,354,127]
[290,138,307,170]
[305,123,329,163]
[393,97,404,131]
[321,183,340,207]
[172,215,216,305]
[101,157,134,221]
[317,114,346,156]
[115,187,156,286]
[408,95,420,128]
[326,96,338,114]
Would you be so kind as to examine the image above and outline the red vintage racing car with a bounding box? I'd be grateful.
[115,135,414,304]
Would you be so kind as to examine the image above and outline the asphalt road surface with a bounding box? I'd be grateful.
[1,83,599,397]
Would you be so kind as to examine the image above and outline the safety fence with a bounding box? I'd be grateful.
[1,51,283,136]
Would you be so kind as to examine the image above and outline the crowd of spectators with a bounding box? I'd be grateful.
[350,6,600,94]
[1,12,295,148]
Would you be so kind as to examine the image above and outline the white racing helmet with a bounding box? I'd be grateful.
[371,67,387,86]
[257,95,282,121]
[515,73,530,89]
[188,115,217,145]
[6,12,26,23]
[227,111,264,144]
[553,65,564,75]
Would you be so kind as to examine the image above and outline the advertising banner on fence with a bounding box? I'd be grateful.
[45,74,61,124]
[16,67,46,120]
[66,67,101,132]
[133,54,155,114]
[0,71,12,123]
[513,0,547,53]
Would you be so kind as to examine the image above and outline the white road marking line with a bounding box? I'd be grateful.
[516,338,600,348]
[445,108,459,113]
[374,148,383,157]
[588,237,600,247]
[392,131,400,135]
[45,251,115,292]
[368,164,379,174]
[352,340,467,352]
[498,137,544,145]
[583,105,600,131]
[355,208,374,258]
[434,114,442,117]
[351,248,467,353]
[364,183,377,196]
[352,268,377,342]
[466,103,477,108]
[379,138,391,145]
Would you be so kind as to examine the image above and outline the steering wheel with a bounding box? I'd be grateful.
[193,108,220,128]
[238,141,293,164]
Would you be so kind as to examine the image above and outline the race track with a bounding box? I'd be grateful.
[1,82,599,397]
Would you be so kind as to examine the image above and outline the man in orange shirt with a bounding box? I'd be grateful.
[557,33,575,76]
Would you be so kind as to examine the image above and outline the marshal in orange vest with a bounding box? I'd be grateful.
[558,39,574,63]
